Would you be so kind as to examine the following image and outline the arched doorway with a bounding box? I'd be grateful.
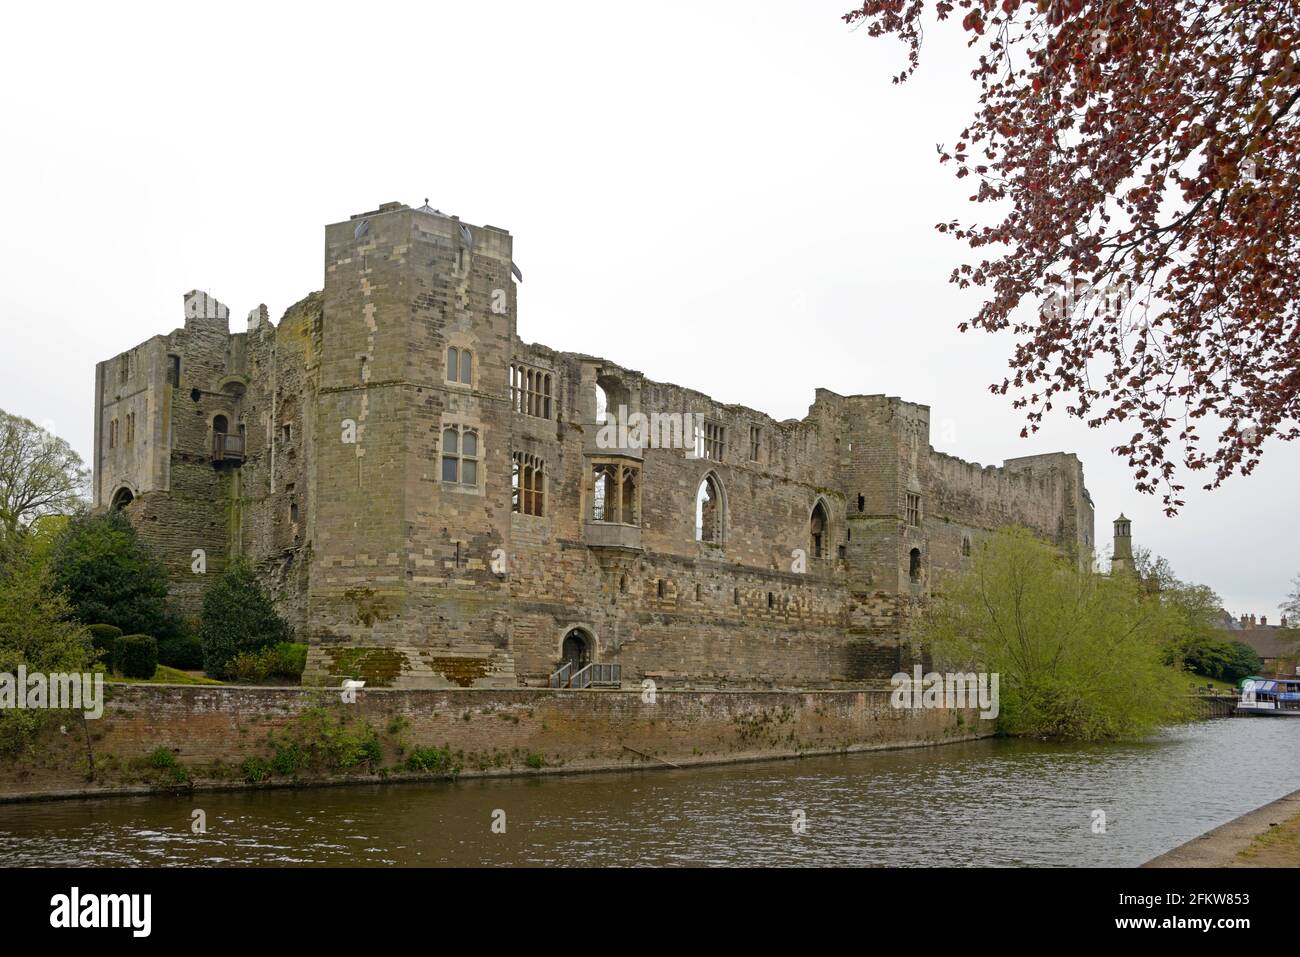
[110,487,134,511]
[561,628,591,671]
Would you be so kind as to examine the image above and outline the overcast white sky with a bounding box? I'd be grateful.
[0,0,1294,617]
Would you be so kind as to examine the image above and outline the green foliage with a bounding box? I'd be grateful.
[525,752,546,769]
[112,634,158,679]
[271,743,306,775]
[226,642,307,684]
[0,541,95,755]
[263,708,383,773]
[86,623,123,663]
[0,410,88,547]
[199,561,291,679]
[918,528,1189,741]
[140,747,189,787]
[51,510,178,639]
[405,746,452,773]
[1169,635,1261,684]
[147,747,177,769]
[240,756,273,783]
[157,633,204,670]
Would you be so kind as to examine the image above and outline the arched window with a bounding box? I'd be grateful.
[110,487,134,511]
[213,414,229,436]
[696,474,723,544]
[447,346,472,385]
[810,500,829,559]
[595,383,609,423]
[909,548,922,582]
[961,535,971,557]
[512,452,545,516]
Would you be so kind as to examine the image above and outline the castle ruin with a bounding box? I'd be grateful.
[93,201,1095,689]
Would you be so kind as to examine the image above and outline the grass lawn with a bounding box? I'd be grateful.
[106,665,223,686]
[1237,809,1300,867]
[1182,674,1240,694]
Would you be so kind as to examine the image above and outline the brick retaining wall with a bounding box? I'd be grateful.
[0,683,994,801]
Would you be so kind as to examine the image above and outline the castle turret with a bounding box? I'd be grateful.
[1111,513,1133,576]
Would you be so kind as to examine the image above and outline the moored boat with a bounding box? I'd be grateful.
[1236,676,1300,716]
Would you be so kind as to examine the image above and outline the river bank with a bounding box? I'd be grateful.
[0,683,991,803]
[1143,786,1300,867]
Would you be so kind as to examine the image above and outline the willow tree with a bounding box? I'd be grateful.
[920,528,1189,740]
[844,1,1300,514]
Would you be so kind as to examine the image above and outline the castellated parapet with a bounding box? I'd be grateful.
[92,202,1095,689]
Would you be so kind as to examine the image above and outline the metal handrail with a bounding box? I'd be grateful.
[550,661,620,689]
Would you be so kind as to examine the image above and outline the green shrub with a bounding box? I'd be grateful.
[272,743,306,775]
[268,642,307,680]
[227,642,308,684]
[51,510,180,639]
[86,623,123,665]
[228,649,272,683]
[146,747,177,769]
[240,756,273,783]
[141,747,189,787]
[526,752,546,769]
[113,634,158,679]
[405,746,451,773]
[199,561,291,679]
[157,633,203,670]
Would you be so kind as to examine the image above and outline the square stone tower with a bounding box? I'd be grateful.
[305,202,519,686]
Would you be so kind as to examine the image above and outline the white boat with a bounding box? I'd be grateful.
[1236,677,1300,716]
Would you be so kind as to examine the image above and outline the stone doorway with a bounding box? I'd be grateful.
[562,629,591,671]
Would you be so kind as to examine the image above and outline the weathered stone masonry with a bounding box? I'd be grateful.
[92,201,1094,689]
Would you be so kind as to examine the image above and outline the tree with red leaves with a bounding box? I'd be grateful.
[844,0,1300,514]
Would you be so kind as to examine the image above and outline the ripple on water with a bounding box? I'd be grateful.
[1,720,1297,866]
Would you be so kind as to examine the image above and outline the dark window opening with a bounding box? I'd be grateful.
[811,500,829,559]
[909,548,922,582]
[857,494,865,513]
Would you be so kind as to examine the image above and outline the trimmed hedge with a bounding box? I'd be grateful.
[113,634,159,680]
[87,623,123,660]
[157,633,204,670]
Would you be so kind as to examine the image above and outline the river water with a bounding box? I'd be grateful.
[2,717,1297,867]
